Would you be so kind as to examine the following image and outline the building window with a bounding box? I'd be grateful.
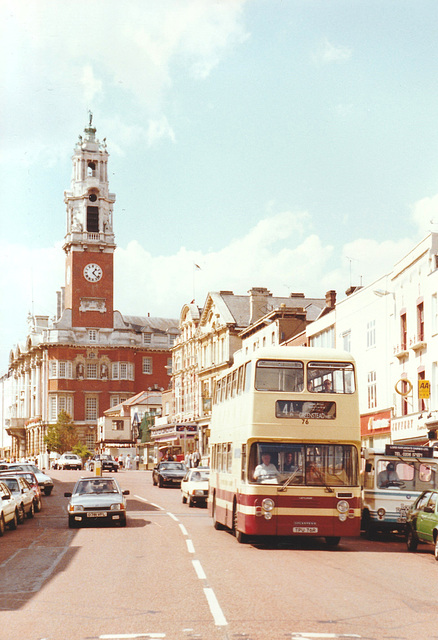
[367,371,377,409]
[143,333,152,344]
[342,330,351,352]
[89,330,98,342]
[143,357,153,375]
[85,397,98,420]
[400,312,407,351]
[85,433,95,450]
[417,302,424,342]
[366,320,376,349]
[166,358,172,375]
[87,363,98,379]
[112,362,134,380]
[418,370,426,413]
[169,335,175,346]
[49,395,73,421]
[112,420,124,431]
[432,294,438,335]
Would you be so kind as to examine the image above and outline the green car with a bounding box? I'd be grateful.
[406,490,438,560]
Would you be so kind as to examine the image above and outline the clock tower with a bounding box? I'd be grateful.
[63,114,116,329]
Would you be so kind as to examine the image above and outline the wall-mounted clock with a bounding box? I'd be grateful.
[83,263,103,282]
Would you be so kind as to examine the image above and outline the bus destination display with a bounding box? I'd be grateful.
[276,400,336,420]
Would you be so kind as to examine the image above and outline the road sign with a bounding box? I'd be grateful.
[419,380,430,399]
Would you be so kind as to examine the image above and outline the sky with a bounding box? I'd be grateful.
[2,0,438,373]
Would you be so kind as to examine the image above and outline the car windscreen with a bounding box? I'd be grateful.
[2,478,19,491]
[75,480,118,494]
[160,463,185,470]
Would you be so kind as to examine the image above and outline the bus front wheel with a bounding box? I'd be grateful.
[325,536,341,546]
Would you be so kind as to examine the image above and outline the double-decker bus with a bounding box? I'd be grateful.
[208,346,361,545]
[361,444,438,537]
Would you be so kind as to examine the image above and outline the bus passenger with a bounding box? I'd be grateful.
[254,453,280,483]
[321,379,333,393]
[378,462,399,488]
[284,452,296,472]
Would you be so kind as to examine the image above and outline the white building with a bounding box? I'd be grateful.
[306,232,438,448]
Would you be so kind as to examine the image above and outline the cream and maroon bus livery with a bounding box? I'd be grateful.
[208,346,361,545]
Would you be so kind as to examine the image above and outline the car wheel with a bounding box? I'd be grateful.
[434,535,438,561]
[9,510,18,530]
[18,504,25,524]
[406,527,418,551]
[35,498,42,513]
[158,477,163,487]
[0,514,5,537]
[188,496,194,508]
[152,475,157,486]
[182,494,187,504]
[27,502,35,519]
[44,487,53,496]
[120,515,127,527]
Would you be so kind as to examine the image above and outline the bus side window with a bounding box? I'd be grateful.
[244,362,252,392]
[241,444,246,481]
[237,366,244,394]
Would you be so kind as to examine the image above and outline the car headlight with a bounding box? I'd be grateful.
[111,503,125,511]
[262,498,275,511]
[337,500,349,514]
[70,504,84,512]
[193,490,205,497]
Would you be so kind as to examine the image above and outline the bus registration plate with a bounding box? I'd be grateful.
[293,526,318,533]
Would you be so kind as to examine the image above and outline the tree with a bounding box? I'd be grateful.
[72,442,93,463]
[44,411,78,454]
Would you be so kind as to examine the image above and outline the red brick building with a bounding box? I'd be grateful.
[5,117,179,459]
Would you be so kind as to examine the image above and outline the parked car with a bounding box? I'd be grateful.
[0,480,19,534]
[7,464,54,495]
[0,470,42,512]
[181,467,210,507]
[406,490,438,559]
[64,476,129,528]
[88,454,118,473]
[1,475,36,522]
[55,452,82,470]
[152,461,187,487]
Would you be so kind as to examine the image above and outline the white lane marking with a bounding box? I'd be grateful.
[192,559,206,580]
[203,587,228,626]
[99,634,166,638]
[186,539,195,553]
[291,635,362,638]
[179,523,188,536]
[167,511,179,521]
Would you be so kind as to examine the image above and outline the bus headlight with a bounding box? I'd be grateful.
[337,500,349,514]
[338,513,347,522]
[264,511,273,520]
[262,498,275,511]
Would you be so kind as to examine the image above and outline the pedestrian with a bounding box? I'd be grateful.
[119,454,124,469]
[125,454,132,470]
[193,450,201,467]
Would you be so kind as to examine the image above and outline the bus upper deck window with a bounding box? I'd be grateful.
[308,361,355,394]
[255,360,304,392]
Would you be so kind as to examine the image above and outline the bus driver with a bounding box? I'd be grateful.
[253,453,280,483]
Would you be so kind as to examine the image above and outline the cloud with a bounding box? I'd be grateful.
[411,193,438,235]
[313,38,352,65]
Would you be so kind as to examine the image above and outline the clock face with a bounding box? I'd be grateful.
[83,263,103,282]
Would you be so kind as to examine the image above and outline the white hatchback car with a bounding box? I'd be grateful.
[56,453,82,470]
[181,467,210,507]
[0,480,19,534]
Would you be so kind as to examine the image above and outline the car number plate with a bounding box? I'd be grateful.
[87,512,107,518]
[293,526,318,533]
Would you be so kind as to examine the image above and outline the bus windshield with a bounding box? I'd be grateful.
[255,360,304,392]
[249,442,358,487]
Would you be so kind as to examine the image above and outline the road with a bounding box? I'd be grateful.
[0,468,437,640]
